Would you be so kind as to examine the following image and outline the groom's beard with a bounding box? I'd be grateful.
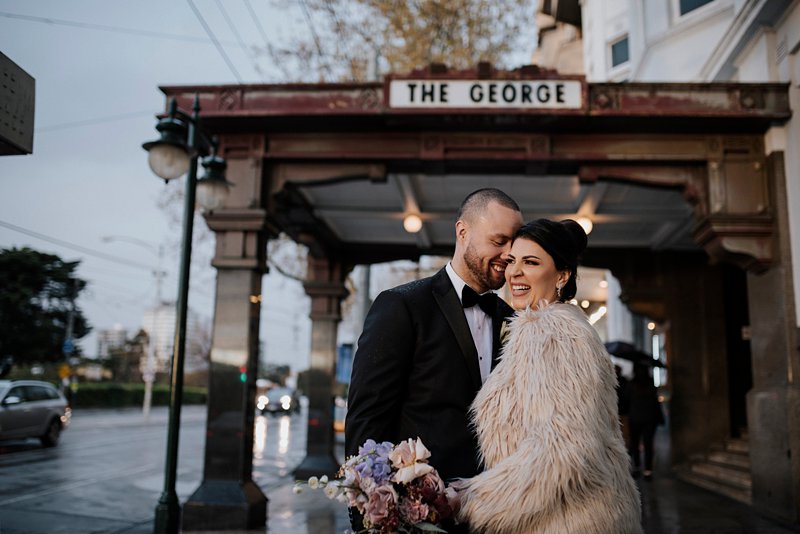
[463,242,506,292]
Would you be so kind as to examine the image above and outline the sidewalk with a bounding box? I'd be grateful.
[1,408,798,533]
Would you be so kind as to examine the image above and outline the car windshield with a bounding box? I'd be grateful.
[0,381,10,398]
[266,388,292,400]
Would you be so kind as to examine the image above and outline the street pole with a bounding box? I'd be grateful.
[153,96,200,534]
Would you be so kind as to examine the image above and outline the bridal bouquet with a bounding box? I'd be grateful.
[296,437,453,533]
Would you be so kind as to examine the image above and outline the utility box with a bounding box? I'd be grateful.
[0,51,35,155]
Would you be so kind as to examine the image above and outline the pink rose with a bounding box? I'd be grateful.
[418,472,445,497]
[366,484,398,526]
[400,497,430,524]
[389,438,434,484]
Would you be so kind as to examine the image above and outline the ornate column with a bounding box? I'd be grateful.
[294,255,349,479]
[745,149,800,522]
[183,135,270,530]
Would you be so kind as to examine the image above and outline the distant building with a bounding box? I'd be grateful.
[96,324,127,359]
[141,302,206,373]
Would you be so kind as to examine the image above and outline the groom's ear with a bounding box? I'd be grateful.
[455,219,468,242]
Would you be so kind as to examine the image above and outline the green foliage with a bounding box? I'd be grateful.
[70,382,207,408]
[0,247,91,366]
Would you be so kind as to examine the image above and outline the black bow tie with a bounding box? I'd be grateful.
[462,286,498,316]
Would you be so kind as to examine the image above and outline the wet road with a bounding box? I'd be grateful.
[0,405,348,533]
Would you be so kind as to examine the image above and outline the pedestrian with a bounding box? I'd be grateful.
[345,188,523,533]
[627,363,665,479]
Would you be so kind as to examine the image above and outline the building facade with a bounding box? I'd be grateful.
[537,0,800,521]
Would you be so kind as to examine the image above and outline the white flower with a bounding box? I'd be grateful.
[324,484,340,499]
[319,475,329,487]
[292,484,303,494]
[308,476,319,489]
[389,437,434,484]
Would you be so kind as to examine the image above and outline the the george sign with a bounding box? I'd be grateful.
[389,79,583,109]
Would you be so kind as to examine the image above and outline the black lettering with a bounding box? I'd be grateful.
[536,84,551,103]
[502,83,516,103]
[488,83,497,103]
[440,83,449,103]
[407,83,417,102]
[470,83,483,102]
[555,83,565,103]
[421,83,435,102]
[521,84,532,103]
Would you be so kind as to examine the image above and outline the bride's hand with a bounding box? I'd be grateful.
[445,480,467,514]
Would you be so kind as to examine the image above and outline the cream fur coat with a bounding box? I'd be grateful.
[456,302,643,534]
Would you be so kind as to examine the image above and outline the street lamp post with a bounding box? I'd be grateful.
[143,95,230,534]
[101,235,166,418]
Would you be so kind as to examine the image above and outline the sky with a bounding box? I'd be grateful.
[0,0,314,369]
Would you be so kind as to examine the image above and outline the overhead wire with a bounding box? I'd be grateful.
[0,11,243,47]
[242,0,292,81]
[186,0,244,83]
[298,0,329,81]
[214,0,265,81]
[36,110,155,133]
[0,220,154,271]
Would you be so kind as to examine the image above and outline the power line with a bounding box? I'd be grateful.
[0,220,153,272]
[0,11,242,47]
[298,0,328,81]
[214,0,265,81]
[243,0,292,81]
[36,110,155,133]
[244,0,272,52]
[186,0,243,83]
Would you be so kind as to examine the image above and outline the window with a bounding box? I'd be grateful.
[679,0,714,15]
[611,36,630,68]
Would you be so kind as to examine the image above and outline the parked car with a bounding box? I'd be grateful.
[256,387,300,415]
[0,380,71,447]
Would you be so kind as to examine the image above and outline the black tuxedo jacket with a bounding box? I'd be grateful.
[345,267,514,482]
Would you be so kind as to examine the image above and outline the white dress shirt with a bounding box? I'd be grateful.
[446,262,493,384]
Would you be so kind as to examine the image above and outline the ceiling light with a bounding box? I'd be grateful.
[599,280,608,288]
[403,213,423,233]
[647,322,656,331]
[576,216,593,235]
[581,300,590,308]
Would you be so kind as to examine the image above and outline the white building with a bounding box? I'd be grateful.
[540,0,800,329]
[95,324,127,359]
[141,303,206,373]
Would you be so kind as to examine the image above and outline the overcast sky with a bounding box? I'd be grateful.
[0,0,314,370]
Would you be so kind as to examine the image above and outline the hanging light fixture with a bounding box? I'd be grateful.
[403,213,423,233]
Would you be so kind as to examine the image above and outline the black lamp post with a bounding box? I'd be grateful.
[143,95,230,534]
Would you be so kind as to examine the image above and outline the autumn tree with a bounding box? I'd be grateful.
[0,247,91,367]
[270,0,537,81]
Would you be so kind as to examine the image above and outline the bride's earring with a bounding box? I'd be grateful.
[556,284,563,301]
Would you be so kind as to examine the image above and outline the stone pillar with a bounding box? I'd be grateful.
[294,255,349,479]
[746,151,800,522]
[588,249,732,464]
[659,257,730,465]
[182,135,269,530]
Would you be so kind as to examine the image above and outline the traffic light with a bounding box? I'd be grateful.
[239,365,247,383]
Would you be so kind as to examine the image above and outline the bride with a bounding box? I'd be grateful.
[452,219,643,534]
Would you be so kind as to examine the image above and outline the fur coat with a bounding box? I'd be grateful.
[456,302,643,534]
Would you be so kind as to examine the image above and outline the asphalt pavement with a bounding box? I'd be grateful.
[0,406,798,533]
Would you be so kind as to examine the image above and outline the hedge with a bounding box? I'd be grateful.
[70,383,207,408]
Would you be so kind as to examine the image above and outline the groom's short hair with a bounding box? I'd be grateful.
[457,188,521,223]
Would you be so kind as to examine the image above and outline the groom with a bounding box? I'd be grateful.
[346,188,523,523]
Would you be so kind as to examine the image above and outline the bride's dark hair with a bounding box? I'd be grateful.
[513,219,588,302]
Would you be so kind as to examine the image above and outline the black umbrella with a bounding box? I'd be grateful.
[604,341,666,368]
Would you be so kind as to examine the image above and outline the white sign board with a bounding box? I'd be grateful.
[389,79,583,109]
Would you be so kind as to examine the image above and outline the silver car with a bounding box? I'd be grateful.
[0,380,71,447]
